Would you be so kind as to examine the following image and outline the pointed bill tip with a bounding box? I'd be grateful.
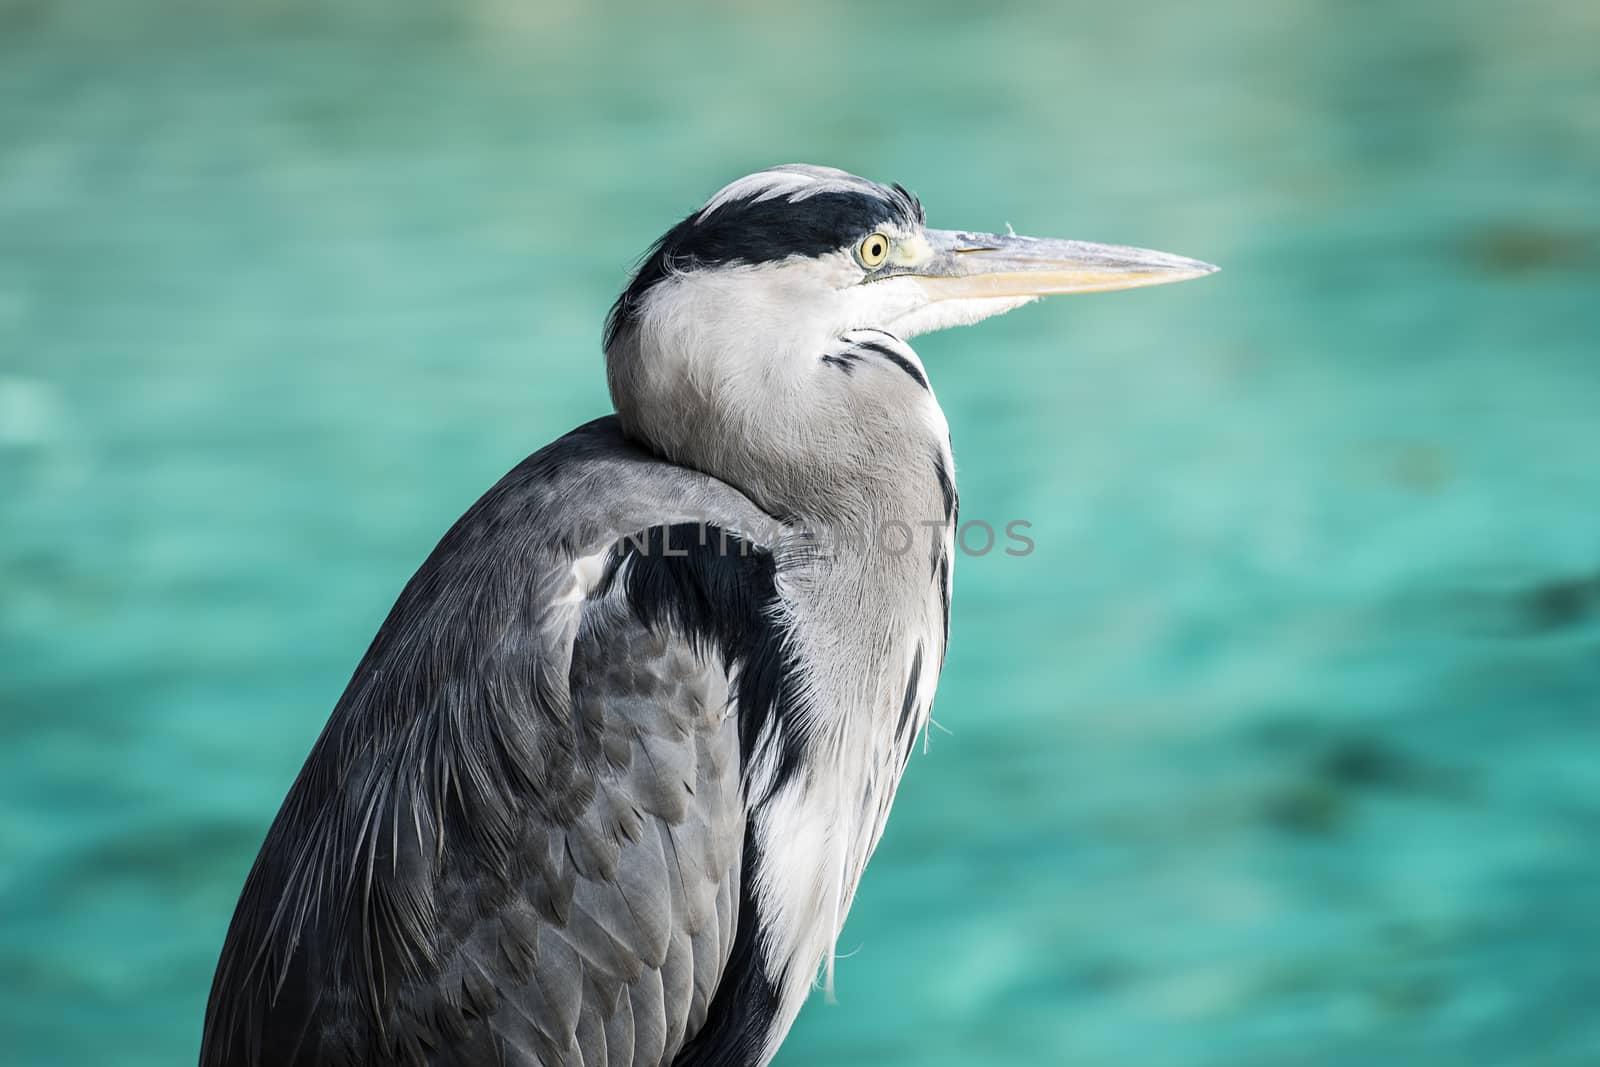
[913,230,1220,299]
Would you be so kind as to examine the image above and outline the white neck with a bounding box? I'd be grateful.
[606,263,963,1063]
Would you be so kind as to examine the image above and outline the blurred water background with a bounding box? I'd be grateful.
[2,1,1598,1064]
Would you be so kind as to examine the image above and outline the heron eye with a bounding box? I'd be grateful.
[857,232,890,268]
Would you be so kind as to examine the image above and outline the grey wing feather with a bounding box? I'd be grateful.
[200,416,782,1067]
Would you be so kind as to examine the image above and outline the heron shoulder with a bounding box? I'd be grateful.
[201,414,802,1067]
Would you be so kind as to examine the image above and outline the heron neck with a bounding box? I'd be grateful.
[753,391,956,1013]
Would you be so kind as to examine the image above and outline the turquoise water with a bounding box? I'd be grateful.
[3,2,1598,1064]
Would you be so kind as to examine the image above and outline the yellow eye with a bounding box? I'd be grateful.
[858,232,890,268]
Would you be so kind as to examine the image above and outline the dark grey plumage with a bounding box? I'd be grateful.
[201,162,1216,1067]
[201,418,792,1066]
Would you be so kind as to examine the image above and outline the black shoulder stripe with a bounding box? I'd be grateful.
[604,525,801,1065]
[853,340,929,391]
[598,524,803,796]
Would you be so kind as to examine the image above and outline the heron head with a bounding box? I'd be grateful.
[605,163,1216,349]
[603,164,1216,515]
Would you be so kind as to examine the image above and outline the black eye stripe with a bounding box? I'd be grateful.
[606,183,924,348]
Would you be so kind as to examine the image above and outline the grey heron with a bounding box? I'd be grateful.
[201,164,1216,1067]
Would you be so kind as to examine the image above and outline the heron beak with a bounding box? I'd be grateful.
[907,228,1219,299]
